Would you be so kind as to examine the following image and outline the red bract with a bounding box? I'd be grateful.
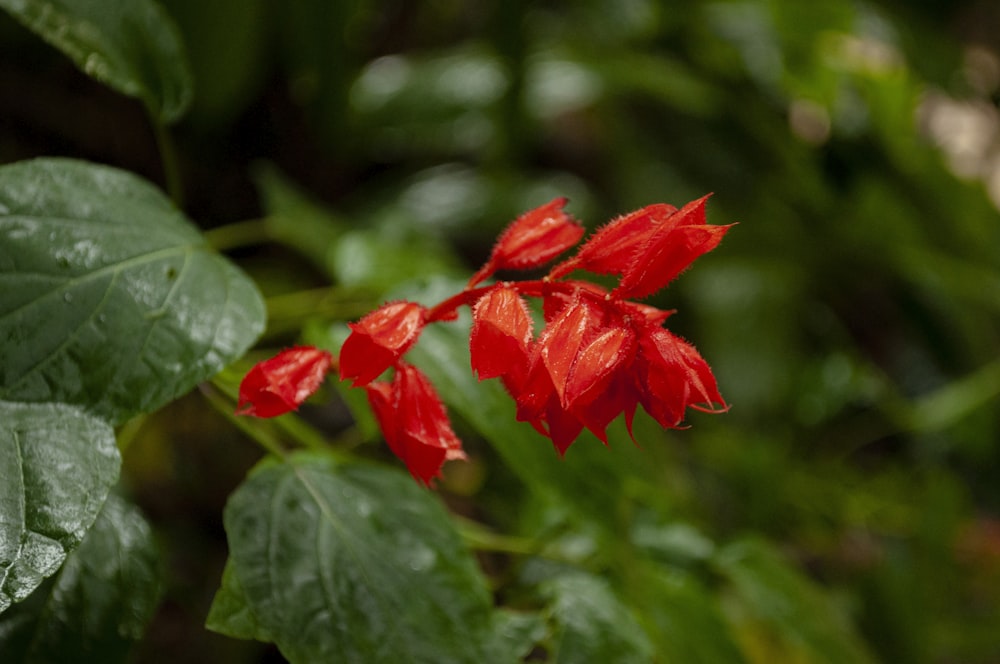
[236,346,333,417]
[340,301,427,386]
[468,198,583,287]
[365,363,466,485]
[470,285,533,382]
[548,203,677,279]
[614,196,733,299]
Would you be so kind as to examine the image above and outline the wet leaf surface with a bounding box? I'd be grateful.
[0,158,265,425]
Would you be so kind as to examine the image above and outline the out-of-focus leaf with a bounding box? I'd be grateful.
[715,538,877,664]
[0,400,119,614]
[541,571,653,664]
[158,0,268,126]
[251,163,346,276]
[220,452,514,663]
[0,0,192,122]
[0,493,161,662]
[636,569,748,664]
[0,158,266,425]
[489,609,546,661]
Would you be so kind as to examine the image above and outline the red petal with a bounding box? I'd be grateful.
[538,296,600,406]
[470,286,533,381]
[635,327,726,428]
[545,399,585,456]
[613,196,732,299]
[469,198,583,287]
[569,371,640,444]
[393,364,466,485]
[564,325,636,410]
[236,346,333,417]
[339,301,426,386]
[365,380,400,456]
[548,203,677,279]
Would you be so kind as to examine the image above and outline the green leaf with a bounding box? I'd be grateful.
[0,493,161,662]
[0,158,266,425]
[205,559,272,643]
[0,0,193,122]
[715,538,877,664]
[0,400,119,614]
[635,570,748,664]
[220,452,512,663]
[540,571,654,664]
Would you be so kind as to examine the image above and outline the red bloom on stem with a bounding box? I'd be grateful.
[365,363,466,485]
[468,198,584,287]
[340,301,427,386]
[237,194,730,486]
[236,346,333,417]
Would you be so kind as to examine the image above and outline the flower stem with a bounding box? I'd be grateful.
[200,382,287,459]
[203,218,271,251]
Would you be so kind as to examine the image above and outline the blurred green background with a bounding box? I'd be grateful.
[3,0,1000,662]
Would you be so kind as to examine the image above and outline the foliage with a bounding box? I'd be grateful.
[1,0,999,662]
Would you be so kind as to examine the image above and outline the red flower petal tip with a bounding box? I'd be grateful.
[236,346,334,418]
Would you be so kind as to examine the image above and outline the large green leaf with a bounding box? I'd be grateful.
[0,158,266,425]
[0,400,119,614]
[0,493,161,662]
[540,571,654,664]
[218,452,512,664]
[0,0,192,122]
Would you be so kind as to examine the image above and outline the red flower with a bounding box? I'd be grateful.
[340,301,427,386]
[365,363,466,485]
[468,198,584,287]
[496,289,726,453]
[236,346,333,417]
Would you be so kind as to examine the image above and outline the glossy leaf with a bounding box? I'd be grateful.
[0,400,119,614]
[541,571,654,664]
[0,158,266,425]
[0,493,161,662]
[220,452,513,663]
[0,0,193,122]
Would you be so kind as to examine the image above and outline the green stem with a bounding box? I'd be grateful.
[200,383,287,459]
[203,218,271,251]
[454,516,540,557]
[153,119,184,207]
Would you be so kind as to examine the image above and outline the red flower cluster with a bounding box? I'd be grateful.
[237,196,732,485]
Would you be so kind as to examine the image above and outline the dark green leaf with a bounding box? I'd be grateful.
[0,400,119,614]
[540,571,653,664]
[0,158,266,425]
[221,452,512,664]
[0,0,193,122]
[715,538,877,664]
[0,493,161,662]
